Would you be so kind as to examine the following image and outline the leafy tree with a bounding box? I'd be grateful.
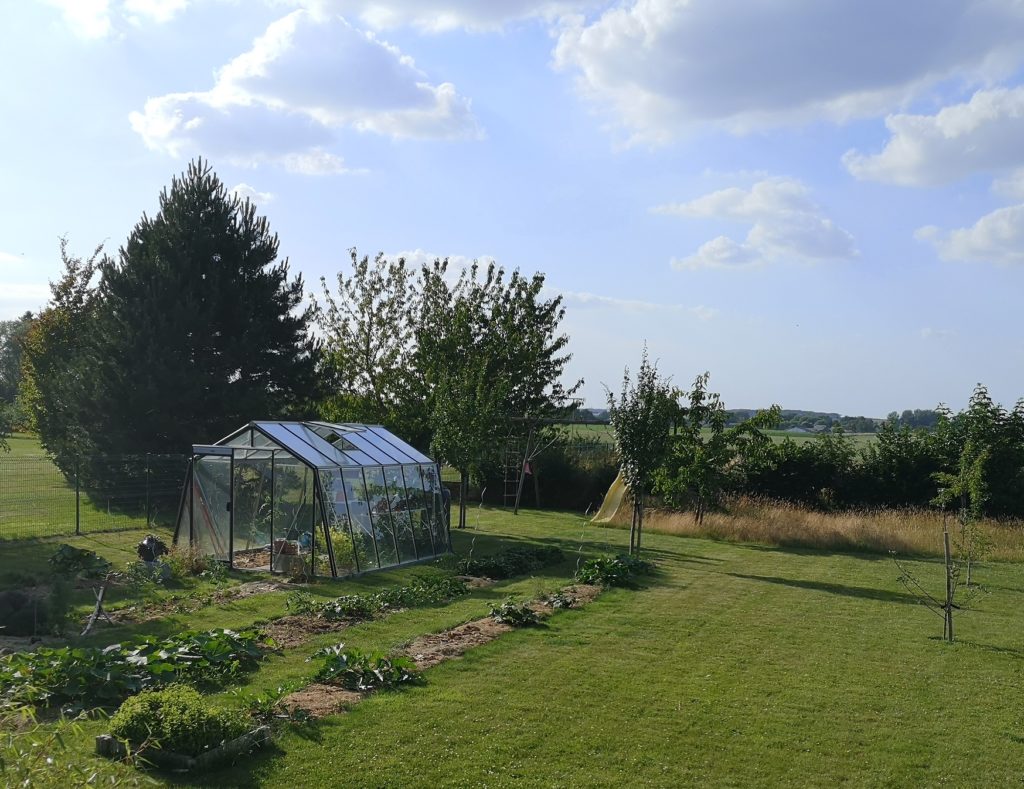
[314,251,426,448]
[0,311,33,405]
[315,250,580,528]
[421,260,579,528]
[655,373,779,524]
[606,348,676,555]
[20,240,105,469]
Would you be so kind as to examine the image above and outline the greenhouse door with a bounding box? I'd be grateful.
[192,448,233,563]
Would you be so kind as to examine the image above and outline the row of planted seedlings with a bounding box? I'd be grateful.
[1,544,654,779]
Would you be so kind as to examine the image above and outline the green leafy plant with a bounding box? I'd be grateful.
[575,554,654,587]
[0,627,275,710]
[285,591,322,616]
[489,598,542,627]
[545,591,577,609]
[48,544,112,579]
[1,706,140,786]
[310,644,421,691]
[110,685,250,758]
[320,595,376,621]
[453,545,563,580]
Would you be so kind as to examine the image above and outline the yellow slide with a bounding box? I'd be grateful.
[592,469,630,523]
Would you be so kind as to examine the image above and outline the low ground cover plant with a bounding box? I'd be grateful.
[285,572,469,622]
[544,590,577,609]
[109,685,250,758]
[452,545,563,579]
[0,627,274,710]
[575,554,653,587]
[1,706,140,786]
[310,644,421,691]
[489,598,542,627]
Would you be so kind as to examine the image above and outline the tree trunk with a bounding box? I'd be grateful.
[943,526,954,642]
[459,471,469,529]
[629,501,637,555]
[635,492,644,555]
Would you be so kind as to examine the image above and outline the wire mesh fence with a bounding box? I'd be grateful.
[0,454,188,541]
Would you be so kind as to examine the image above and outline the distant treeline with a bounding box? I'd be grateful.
[575,407,941,434]
[709,390,1022,518]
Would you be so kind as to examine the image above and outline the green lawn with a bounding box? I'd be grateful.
[0,434,182,540]
[6,508,1024,787]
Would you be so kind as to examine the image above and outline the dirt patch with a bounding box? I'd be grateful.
[556,584,603,606]
[229,580,291,599]
[404,617,513,671]
[280,683,364,718]
[456,575,497,590]
[262,614,358,649]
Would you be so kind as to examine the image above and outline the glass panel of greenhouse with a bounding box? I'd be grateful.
[173,421,449,577]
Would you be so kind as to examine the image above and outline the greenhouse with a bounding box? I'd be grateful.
[173,421,450,577]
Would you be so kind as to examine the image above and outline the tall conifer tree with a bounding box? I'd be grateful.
[87,159,318,456]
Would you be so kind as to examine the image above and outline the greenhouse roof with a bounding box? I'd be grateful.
[212,421,433,470]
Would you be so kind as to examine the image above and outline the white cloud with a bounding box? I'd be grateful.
[844,87,1024,186]
[229,183,275,206]
[557,290,719,319]
[553,0,1024,140]
[920,327,957,341]
[289,0,601,32]
[917,205,1024,265]
[0,252,25,265]
[992,168,1024,200]
[122,0,189,24]
[655,178,857,270]
[38,0,191,37]
[129,10,481,171]
[0,283,50,318]
[39,0,112,39]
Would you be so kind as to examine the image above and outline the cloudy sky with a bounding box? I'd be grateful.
[4,0,1024,416]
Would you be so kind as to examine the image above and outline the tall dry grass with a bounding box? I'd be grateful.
[605,496,1024,560]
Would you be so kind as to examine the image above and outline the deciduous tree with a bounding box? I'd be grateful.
[606,347,676,555]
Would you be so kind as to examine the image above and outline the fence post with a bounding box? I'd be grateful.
[145,453,152,526]
[75,459,81,536]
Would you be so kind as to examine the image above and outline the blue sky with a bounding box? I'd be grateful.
[4,1,1024,417]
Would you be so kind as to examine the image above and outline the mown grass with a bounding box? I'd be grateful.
[7,508,1024,787]
[0,434,176,540]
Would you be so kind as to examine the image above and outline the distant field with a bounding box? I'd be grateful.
[560,423,878,447]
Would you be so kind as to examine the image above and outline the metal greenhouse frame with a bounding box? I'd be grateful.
[172,421,450,578]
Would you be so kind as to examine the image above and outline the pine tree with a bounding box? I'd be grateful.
[86,159,318,457]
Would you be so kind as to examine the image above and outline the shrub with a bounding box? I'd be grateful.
[110,685,250,757]
[310,644,421,691]
[48,544,111,579]
[0,628,274,710]
[575,554,653,587]
[320,595,376,621]
[165,544,219,579]
[285,591,321,616]
[1,706,140,786]
[489,598,542,627]
[454,545,563,580]
[544,591,577,609]
[0,590,47,638]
